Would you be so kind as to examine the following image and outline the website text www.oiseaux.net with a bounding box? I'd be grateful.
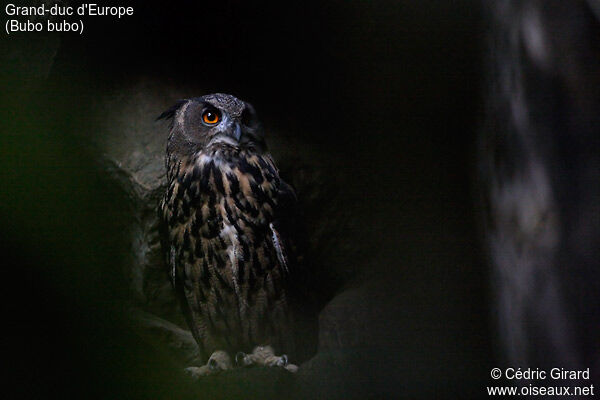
[487,368,595,396]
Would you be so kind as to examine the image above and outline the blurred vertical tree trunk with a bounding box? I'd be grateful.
[481,0,600,381]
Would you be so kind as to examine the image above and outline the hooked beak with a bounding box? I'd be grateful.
[232,122,242,141]
[209,121,243,148]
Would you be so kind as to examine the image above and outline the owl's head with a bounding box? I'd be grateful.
[159,93,265,157]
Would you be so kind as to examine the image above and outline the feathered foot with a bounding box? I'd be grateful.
[184,350,233,378]
[235,345,298,373]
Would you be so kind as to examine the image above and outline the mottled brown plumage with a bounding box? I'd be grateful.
[158,94,305,369]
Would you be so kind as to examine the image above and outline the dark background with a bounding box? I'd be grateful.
[2,1,494,398]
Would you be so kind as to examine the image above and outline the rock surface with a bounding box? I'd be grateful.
[481,0,600,383]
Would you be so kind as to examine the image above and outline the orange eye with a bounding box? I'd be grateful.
[202,110,220,125]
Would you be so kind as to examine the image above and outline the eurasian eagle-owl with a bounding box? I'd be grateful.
[158,93,312,376]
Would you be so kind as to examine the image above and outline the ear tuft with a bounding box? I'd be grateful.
[156,99,187,121]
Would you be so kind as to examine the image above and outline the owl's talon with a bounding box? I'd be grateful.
[277,354,288,367]
[246,345,295,370]
[207,350,233,371]
[184,366,197,377]
[184,366,212,379]
[285,363,299,373]
[184,350,233,378]
[235,351,252,367]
